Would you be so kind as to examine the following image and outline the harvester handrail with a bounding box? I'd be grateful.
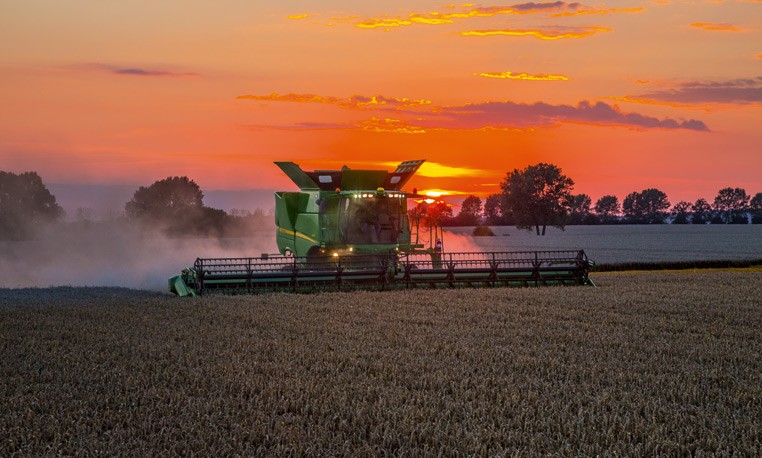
[179,249,592,295]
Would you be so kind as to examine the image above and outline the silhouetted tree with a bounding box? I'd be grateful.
[500,163,574,236]
[568,194,596,224]
[412,200,453,226]
[594,195,620,224]
[622,188,670,224]
[691,198,712,224]
[750,193,762,224]
[671,201,691,224]
[125,176,228,236]
[126,176,204,221]
[452,195,482,226]
[713,187,749,224]
[483,194,504,225]
[0,171,64,240]
[429,201,454,224]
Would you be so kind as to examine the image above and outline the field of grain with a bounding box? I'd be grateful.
[2,272,761,455]
[447,224,762,264]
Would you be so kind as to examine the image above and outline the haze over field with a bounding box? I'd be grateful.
[0,225,276,290]
[2,0,761,205]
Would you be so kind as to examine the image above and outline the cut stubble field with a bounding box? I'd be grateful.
[1,272,761,456]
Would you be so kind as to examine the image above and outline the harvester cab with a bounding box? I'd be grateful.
[273,159,442,259]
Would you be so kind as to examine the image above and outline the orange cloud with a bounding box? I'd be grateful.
[623,77,762,106]
[475,71,569,81]
[690,22,743,32]
[236,93,340,104]
[348,95,431,108]
[756,52,762,59]
[551,7,645,17]
[236,93,430,109]
[240,91,709,132]
[462,26,611,39]
[607,96,706,110]
[352,2,583,29]
[286,14,316,20]
[357,118,426,134]
[368,161,491,177]
[245,118,426,134]
[356,14,460,28]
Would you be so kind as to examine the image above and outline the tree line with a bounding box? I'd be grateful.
[0,172,270,240]
[3,168,761,240]
[441,164,762,234]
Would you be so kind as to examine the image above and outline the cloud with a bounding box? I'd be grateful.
[461,25,611,39]
[239,91,709,132]
[113,68,199,77]
[347,95,432,108]
[357,118,427,133]
[286,14,316,20]
[236,93,341,104]
[690,22,743,32]
[236,93,431,109]
[415,162,491,178]
[245,118,426,134]
[465,2,582,15]
[341,2,584,29]
[70,63,200,77]
[629,78,762,105]
[475,71,569,81]
[424,100,709,131]
[551,7,645,17]
[756,52,762,59]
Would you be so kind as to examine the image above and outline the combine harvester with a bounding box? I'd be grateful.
[169,160,594,296]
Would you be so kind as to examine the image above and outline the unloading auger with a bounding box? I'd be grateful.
[168,160,594,296]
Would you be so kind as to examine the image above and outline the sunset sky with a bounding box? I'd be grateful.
[2,0,761,206]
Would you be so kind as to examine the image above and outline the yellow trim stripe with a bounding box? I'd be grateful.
[279,227,318,244]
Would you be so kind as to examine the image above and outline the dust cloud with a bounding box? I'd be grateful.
[0,222,275,291]
[0,223,490,292]
[440,231,482,253]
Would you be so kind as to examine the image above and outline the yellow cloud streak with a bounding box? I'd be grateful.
[358,118,426,134]
[551,7,644,17]
[354,3,579,29]
[349,95,431,108]
[236,93,431,109]
[475,71,569,81]
[462,27,611,40]
[690,22,743,32]
[286,14,315,20]
[236,93,339,104]
[377,162,491,178]
[608,96,713,113]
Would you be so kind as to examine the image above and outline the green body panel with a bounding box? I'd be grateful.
[340,170,387,190]
[274,185,418,258]
[274,162,320,189]
[168,273,197,297]
[271,160,436,258]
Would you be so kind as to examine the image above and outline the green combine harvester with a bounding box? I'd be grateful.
[169,160,594,296]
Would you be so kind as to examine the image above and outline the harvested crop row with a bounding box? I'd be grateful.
[1,273,761,456]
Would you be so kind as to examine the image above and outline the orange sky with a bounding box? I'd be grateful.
[2,0,762,206]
